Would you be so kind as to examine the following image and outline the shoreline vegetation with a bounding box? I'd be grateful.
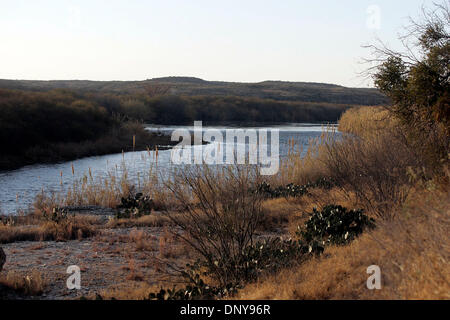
[0,120,176,172]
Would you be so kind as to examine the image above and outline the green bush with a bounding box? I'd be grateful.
[299,205,375,246]
[195,237,311,285]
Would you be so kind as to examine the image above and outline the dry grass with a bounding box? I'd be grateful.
[92,282,163,300]
[269,115,417,219]
[322,130,419,218]
[124,258,145,282]
[235,184,449,300]
[275,128,335,186]
[31,148,168,210]
[258,198,298,233]
[234,106,449,300]
[0,269,47,296]
[129,229,156,252]
[338,106,397,138]
[339,106,448,175]
[62,168,135,208]
[106,213,173,228]
[0,215,97,244]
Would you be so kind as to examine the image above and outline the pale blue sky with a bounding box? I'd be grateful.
[0,0,435,87]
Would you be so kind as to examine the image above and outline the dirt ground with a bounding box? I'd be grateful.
[1,226,189,300]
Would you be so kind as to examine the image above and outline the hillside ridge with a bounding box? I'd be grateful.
[0,77,388,106]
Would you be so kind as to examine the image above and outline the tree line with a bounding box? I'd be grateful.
[0,88,361,169]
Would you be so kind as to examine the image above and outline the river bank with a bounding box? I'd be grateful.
[0,124,332,215]
[0,121,176,172]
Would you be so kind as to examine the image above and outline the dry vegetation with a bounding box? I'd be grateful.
[102,102,448,300]
[1,5,448,299]
[0,215,98,244]
[232,100,449,300]
[0,269,47,297]
[235,181,449,300]
[338,106,397,138]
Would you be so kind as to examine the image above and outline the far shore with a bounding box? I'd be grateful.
[0,127,176,172]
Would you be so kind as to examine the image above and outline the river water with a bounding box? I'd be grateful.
[0,124,338,215]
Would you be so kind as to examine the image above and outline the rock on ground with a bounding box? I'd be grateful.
[0,247,5,272]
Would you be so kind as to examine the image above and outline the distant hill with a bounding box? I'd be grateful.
[0,77,388,106]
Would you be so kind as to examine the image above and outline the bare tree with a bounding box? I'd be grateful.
[362,1,449,79]
[162,165,264,286]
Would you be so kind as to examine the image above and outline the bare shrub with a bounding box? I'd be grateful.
[323,128,420,219]
[163,165,264,286]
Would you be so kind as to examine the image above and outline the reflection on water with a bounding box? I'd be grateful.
[0,124,338,215]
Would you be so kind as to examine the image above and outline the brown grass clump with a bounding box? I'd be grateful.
[129,229,155,252]
[124,258,145,282]
[39,217,97,241]
[0,215,97,244]
[0,269,47,296]
[30,152,178,218]
[157,227,184,259]
[106,213,173,229]
[322,105,448,219]
[258,198,297,233]
[338,106,397,138]
[271,115,417,220]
